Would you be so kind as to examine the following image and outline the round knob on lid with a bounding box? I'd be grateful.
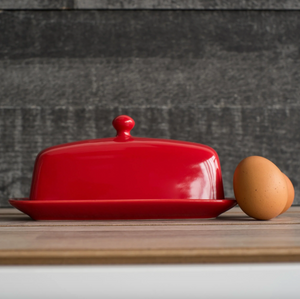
[112,115,135,140]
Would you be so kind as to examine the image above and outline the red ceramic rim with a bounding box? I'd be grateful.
[9,198,237,220]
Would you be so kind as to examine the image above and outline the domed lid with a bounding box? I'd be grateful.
[29,115,225,201]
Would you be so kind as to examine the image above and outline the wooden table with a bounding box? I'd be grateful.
[0,207,300,265]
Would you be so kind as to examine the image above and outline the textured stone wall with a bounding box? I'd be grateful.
[0,1,300,206]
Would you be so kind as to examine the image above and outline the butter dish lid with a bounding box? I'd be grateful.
[29,115,225,201]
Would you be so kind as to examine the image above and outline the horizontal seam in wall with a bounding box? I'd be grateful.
[1,9,300,12]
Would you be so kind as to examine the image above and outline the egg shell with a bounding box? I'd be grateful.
[233,156,288,220]
[280,173,295,214]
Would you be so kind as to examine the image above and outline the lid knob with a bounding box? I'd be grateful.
[112,115,135,140]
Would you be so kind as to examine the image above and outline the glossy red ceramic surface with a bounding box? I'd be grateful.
[9,198,237,220]
[9,115,236,219]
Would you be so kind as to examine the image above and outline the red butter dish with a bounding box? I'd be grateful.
[9,115,236,220]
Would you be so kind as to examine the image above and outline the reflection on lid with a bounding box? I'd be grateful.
[177,156,222,199]
[199,156,219,199]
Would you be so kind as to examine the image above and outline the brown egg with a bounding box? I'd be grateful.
[233,156,288,220]
[280,173,295,214]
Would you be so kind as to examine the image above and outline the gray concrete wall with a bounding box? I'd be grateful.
[0,1,300,206]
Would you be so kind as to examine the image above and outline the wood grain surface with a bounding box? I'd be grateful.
[0,207,299,265]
